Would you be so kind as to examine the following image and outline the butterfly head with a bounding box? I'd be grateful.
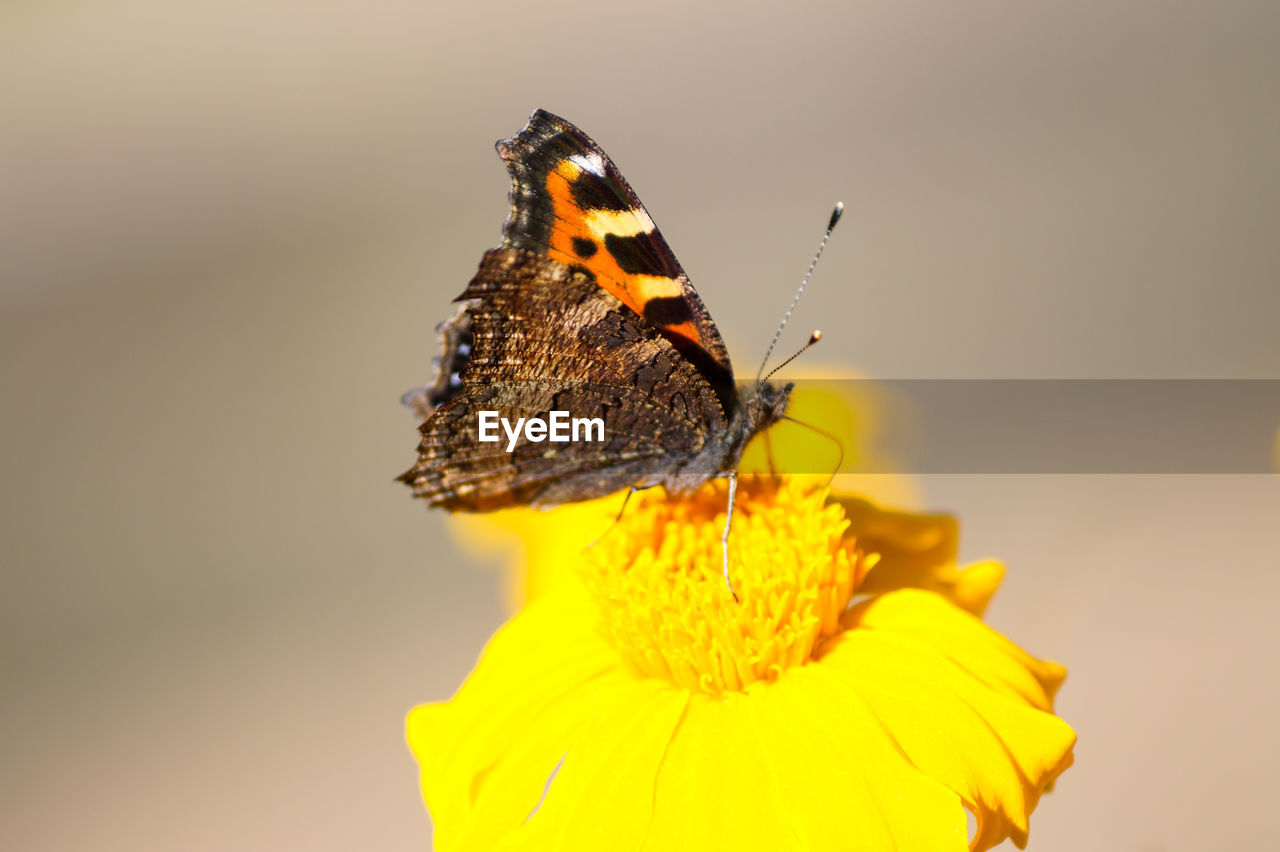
[742,380,793,437]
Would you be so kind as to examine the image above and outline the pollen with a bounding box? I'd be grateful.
[579,477,873,695]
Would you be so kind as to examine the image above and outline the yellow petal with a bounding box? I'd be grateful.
[832,492,1005,615]
[493,680,690,852]
[644,683,970,851]
[447,496,621,609]
[819,589,1076,850]
[407,587,615,848]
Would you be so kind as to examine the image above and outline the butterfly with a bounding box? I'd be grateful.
[399,110,832,587]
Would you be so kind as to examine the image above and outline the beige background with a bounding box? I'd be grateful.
[3,2,1278,850]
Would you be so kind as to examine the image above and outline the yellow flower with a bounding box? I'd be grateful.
[409,477,1075,851]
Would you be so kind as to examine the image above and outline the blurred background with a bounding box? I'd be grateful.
[3,2,1278,849]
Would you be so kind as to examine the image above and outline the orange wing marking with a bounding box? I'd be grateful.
[543,161,703,352]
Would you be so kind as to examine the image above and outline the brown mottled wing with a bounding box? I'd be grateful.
[398,248,728,511]
[497,109,737,412]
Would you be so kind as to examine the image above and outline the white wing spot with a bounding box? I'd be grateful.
[569,153,607,177]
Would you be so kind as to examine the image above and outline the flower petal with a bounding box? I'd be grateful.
[819,589,1076,850]
[407,587,617,849]
[448,497,619,609]
[644,682,969,850]
[838,494,1003,615]
[495,680,690,851]
[409,586,700,852]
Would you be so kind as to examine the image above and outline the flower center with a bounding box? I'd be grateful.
[579,477,871,695]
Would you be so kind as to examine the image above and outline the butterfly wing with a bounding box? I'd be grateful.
[401,303,471,421]
[497,109,737,411]
[398,249,729,510]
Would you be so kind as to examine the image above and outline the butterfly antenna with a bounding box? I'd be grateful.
[755,202,844,385]
[761,330,822,385]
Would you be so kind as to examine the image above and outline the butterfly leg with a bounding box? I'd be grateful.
[586,486,642,550]
[722,471,739,601]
